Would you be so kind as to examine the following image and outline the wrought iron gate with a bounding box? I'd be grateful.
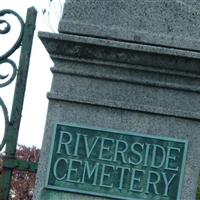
[0,7,37,199]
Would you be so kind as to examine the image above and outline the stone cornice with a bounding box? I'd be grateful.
[38,32,200,74]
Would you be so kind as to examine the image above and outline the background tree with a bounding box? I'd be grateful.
[0,145,40,200]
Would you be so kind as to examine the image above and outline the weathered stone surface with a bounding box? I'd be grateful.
[34,1,200,199]
[34,32,200,200]
[59,0,200,51]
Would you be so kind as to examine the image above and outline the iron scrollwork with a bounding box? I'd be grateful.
[0,9,25,152]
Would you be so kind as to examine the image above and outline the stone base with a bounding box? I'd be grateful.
[34,32,200,200]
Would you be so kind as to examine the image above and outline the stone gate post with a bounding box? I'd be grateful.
[34,1,200,200]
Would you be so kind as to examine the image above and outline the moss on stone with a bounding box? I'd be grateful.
[197,178,200,200]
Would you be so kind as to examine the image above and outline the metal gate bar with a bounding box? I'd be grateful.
[0,7,37,200]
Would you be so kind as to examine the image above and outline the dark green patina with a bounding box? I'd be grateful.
[0,7,37,199]
[46,124,188,200]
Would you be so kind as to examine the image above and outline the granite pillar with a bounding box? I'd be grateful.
[34,1,200,199]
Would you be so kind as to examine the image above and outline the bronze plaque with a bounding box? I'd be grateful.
[45,124,188,200]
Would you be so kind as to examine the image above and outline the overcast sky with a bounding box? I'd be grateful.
[0,0,63,148]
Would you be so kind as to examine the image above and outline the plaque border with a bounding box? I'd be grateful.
[45,123,188,200]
